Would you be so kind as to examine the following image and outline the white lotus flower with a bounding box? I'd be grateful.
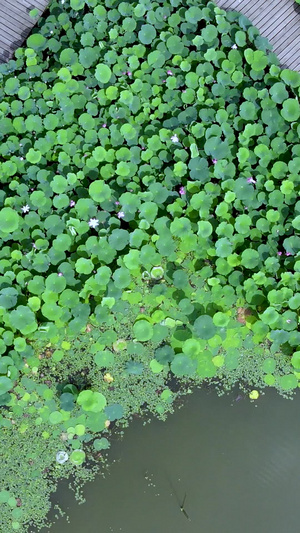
[88,218,99,229]
[56,451,68,464]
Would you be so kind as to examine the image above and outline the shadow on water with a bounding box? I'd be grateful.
[41,387,300,533]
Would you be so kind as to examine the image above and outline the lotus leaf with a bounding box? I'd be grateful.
[77,390,106,412]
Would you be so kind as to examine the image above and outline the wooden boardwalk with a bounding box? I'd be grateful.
[0,0,300,70]
[215,0,300,71]
[0,0,49,63]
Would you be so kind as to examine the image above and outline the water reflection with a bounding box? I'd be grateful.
[46,387,300,533]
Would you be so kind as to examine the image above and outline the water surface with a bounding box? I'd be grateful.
[48,387,300,533]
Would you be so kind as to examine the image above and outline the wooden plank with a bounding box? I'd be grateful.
[215,0,300,70]
[0,0,49,62]
[258,7,296,38]
[263,11,299,40]
[0,13,28,33]
[0,5,31,25]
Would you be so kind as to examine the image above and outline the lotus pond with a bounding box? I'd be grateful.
[1,0,300,531]
[45,386,300,533]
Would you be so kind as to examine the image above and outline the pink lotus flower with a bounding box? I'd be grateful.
[102,123,107,128]
[179,186,186,195]
[69,200,75,207]
[115,201,120,205]
[167,70,173,75]
[285,252,292,256]
[117,211,125,219]
[247,177,256,184]
[277,252,282,256]
[58,272,63,277]
[212,159,218,164]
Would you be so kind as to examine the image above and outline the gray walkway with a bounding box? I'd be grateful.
[0,0,49,62]
[215,0,300,71]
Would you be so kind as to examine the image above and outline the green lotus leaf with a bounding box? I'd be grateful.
[26,33,46,50]
[262,358,276,373]
[0,376,13,396]
[170,217,192,238]
[70,449,86,465]
[212,312,230,327]
[269,82,289,104]
[70,0,85,10]
[0,287,19,308]
[215,238,233,258]
[194,315,217,340]
[133,320,153,342]
[278,374,298,391]
[93,438,110,451]
[171,353,197,377]
[138,24,157,45]
[108,229,130,251]
[89,180,111,203]
[244,48,268,71]
[95,63,112,84]
[182,338,203,358]
[291,351,300,370]
[112,267,132,289]
[60,393,75,412]
[281,99,300,122]
[0,207,20,234]
[264,374,275,386]
[154,345,175,364]
[9,305,38,335]
[125,361,144,375]
[75,258,94,275]
[280,69,300,88]
[105,403,124,421]
[94,350,114,367]
[240,249,260,269]
[49,411,63,424]
[45,273,67,293]
[77,390,106,412]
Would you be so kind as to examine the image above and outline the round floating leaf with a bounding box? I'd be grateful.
[125,361,144,375]
[138,24,157,45]
[155,345,175,364]
[240,249,260,269]
[9,305,37,335]
[0,376,13,396]
[171,354,197,377]
[89,180,111,203]
[262,358,276,373]
[197,221,212,238]
[77,390,106,412]
[49,411,63,424]
[194,315,217,340]
[133,320,153,341]
[95,63,112,84]
[26,34,46,50]
[70,449,86,465]
[94,350,114,367]
[212,312,230,327]
[105,403,124,421]
[150,359,164,373]
[281,99,300,122]
[291,351,300,370]
[0,207,20,233]
[278,374,298,391]
[94,437,110,451]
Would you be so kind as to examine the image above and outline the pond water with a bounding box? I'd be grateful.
[46,387,300,533]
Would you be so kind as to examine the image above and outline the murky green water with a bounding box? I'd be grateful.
[47,387,300,533]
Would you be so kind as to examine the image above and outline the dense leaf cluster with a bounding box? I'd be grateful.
[0,0,300,530]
